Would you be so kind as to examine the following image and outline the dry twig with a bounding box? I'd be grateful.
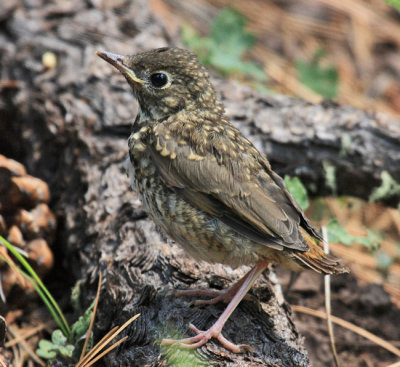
[322,226,340,367]
[5,321,55,348]
[76,272,140,367]
[292,305,400,358]
[7,325,44,366]
[79,272,102,361]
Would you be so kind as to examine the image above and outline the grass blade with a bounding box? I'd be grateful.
[0,236,70,336]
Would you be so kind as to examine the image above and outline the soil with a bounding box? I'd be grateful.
[0,0,399,366]
[279,269,400,367]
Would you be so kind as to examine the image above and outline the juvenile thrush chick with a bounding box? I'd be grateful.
[96,47,348,353]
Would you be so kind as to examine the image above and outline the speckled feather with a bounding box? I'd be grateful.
[108,47,347,274]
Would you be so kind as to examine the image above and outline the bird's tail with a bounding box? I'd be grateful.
[293,227,349,275]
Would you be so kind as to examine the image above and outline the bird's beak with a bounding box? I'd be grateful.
[95,51,144,85]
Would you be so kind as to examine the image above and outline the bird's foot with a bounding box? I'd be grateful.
[174,287,234,306]
[160,323,252,353]
[174,287,259,307]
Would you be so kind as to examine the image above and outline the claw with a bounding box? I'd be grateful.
[178,287,262,309]
[160,323,251,354]
[174,285,242,306]
[160,261,269,354]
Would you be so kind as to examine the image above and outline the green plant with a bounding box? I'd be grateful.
[385,0,400,11]
[1,236,139,366]
[374,250,394,275]
[159,324,207,367]
[181,8,266,82]
[296,48,339,99]
[284,175,309,211]
[369,171,400,206]
[327,218,381,251]
[339,133,352,157]
[71,300,94,343]
[323,160,337,195]
[36,302,94,363]
[36,330,75,360]
[283,178,381,252]
[0,236,70,337]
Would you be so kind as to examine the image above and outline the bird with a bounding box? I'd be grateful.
[96,47,348,353]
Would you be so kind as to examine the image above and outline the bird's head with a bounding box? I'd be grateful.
[96,47,222,121]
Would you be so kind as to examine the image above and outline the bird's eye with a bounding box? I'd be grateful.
[150,72,168,88]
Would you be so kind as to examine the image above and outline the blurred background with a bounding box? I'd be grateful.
[1,0,400,366]
[151,0,400,116]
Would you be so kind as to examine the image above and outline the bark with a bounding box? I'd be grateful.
[218,84,400,207]
[0,0,399,366]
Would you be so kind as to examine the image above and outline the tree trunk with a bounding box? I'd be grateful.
[218,82,400,207]
[1,0,399,366]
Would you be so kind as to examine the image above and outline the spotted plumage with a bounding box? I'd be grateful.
[97,47,348,353]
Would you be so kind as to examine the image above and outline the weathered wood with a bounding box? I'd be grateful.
[1,0,399,366]
[218,83,400,207]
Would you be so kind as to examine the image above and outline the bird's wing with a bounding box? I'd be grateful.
[147,122,316,251]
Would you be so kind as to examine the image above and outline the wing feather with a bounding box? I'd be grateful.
[149,122,312,251]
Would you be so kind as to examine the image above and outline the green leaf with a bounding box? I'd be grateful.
[70,279,83,315]
[375,250,394,273]
[36,339,58,359]
[369,171,400,203]
[210,8,255,58]
[182,8,266,82]
[37,329,75,360]
[385,0,400,11]
[36,300,94,363]
[181,25,212,65]
[284,175,309,211]
[71,301,94,342]
[323,160,337,195]
[339,133,352,157]
[327,219,380,251]
[159,324,206,367]
[326,219,352,245]
[296,48,338,99]
[58,344,75,358]
[52,329,67,346]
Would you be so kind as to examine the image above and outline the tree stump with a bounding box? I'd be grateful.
[1,0,399,365]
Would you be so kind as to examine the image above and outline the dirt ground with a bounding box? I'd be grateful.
[1,0,400,366]
[279,269,400,367]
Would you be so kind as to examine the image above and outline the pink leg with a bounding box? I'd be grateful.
[161,260,268,353]
[174,268,253,306]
